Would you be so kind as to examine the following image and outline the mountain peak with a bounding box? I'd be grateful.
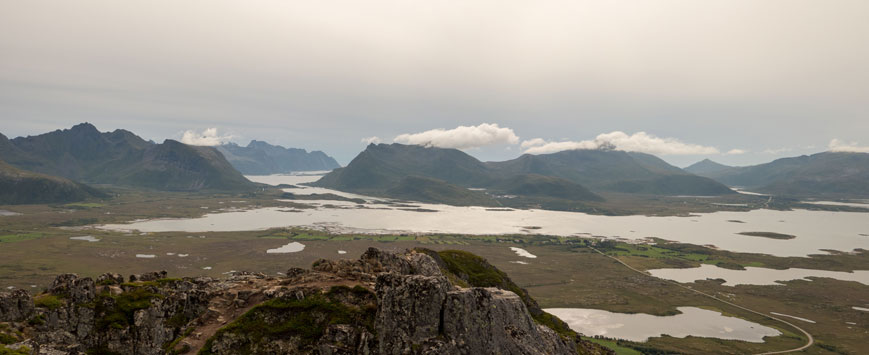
[247,140,272,148]
[68,122,99,134]
[217,139,341,174]
[685,158,733,175]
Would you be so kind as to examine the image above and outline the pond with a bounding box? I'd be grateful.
[648,264,869,286]
[544,306,781,342]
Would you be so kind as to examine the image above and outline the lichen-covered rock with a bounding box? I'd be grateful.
[48,274,95,304]
[0,289,33,321]
[316,324,374,355]
[96,273,124,286]
[442,287,576,354]
[375,273,452,354]
[128,270,167,282]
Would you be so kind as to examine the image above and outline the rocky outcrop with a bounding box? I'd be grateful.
[375,273,453,353]
[443,288,575,354]
[0,289,33,322]
[375,272,575,354]
[1,248,612,355]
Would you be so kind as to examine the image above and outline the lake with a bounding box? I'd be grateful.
[544,306,781,342]
[97,174,869,258]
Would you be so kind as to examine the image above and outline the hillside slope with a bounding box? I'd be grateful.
[0,123,254,191]
[0,160,103,204]
[385,176,499,206]
[690,152,869,197]
[314,144,730,205]
[217,140,340,174]
[684,158,735,176]
[314,143,493,191]
[489,149,735,196]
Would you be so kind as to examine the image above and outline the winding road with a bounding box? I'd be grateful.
[589,247,814,354]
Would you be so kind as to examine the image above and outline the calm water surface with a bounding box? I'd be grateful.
[648,264,869,286]
[97,174,869,258]
[544,307,781,342]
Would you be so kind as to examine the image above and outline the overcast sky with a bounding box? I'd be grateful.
[2,0,868,167]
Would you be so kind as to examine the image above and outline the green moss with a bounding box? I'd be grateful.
[166,313,189,328]
[199,294,376,354]
[96,279,118,286]
[95,287,164,331]
[0,333,16,345]
[436,250,528,302]
[164,327,194,354]
[27,314,45,326]
[530,311,578,340]
[34,294,64,310]
[0,345,30,355]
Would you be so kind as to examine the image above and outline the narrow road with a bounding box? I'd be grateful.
[589,247,814,354]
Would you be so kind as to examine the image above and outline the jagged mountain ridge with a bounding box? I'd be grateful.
[0,248,612,355]
[0,123,254,191]
[217,140,340,175]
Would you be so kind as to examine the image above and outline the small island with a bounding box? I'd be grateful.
[737,231,797,240]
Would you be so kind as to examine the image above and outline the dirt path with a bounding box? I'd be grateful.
[180,278,274,354]
[589,247,814,354]
[176,277,367,354]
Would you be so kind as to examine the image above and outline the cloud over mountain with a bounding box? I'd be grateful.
[181,128,233,146]
[361,136,383,145]
[522,131,721,156]
[829,139,869,153]
[393,123,519,150]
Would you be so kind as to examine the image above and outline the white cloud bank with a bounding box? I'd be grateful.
[762,147,793,155]
[180,128,232,146]
[829,139,869,153]
[725,149,748,155]
[361,136,382,145]
[522,131,722,156]
[393,123,519,149]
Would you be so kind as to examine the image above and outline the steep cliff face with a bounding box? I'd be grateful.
[0,249,612,355]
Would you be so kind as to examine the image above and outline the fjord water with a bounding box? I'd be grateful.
[544,307,781,342]
[99,174,869,258]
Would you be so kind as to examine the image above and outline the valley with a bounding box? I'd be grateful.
[2,172,867,354]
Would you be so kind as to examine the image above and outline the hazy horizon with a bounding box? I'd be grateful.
[3,1,868,167]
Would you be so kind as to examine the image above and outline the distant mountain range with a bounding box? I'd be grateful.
[488,149,734,196]
[0,159,105,204]
[0,123,254,192]
[312,143,733,205]
[686,152,869,197]
[216,140,340,175]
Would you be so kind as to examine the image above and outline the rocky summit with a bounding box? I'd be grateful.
[0,248,611,355]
